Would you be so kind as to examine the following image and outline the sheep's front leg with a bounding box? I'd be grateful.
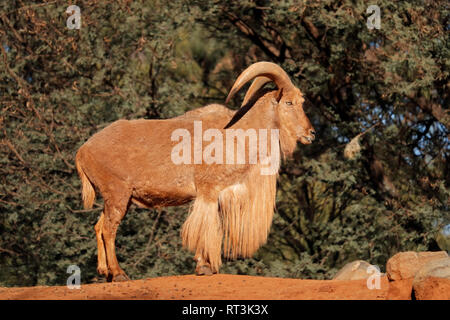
[181,196,223,275]
[195,255,214,276]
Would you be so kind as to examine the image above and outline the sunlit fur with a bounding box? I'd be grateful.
[75,158,95,210]
[219,165,277,260]
[75,62,314,281]
[181,197,223,273]
[180,164,277,274]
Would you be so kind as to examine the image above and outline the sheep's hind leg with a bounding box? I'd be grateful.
[94,212,109,278]
[102,192,131,282]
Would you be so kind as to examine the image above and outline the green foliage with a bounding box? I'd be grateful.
[0,0,448,286]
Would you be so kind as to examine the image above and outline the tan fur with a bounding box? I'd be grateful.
[181,197,223,273]
[75,153,95,210]
[219,165,277,259]
[74,62,315,281]
[182,163,277,269]
[279,119,299,159]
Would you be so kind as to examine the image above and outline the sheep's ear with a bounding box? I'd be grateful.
[275,88,284,103]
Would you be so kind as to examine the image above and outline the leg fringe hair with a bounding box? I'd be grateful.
[181,166,277,272]
[181,198,223,273]
[219,167,277,260]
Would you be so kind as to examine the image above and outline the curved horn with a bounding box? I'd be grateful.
[225,61,294,104]
[241,76,272,107]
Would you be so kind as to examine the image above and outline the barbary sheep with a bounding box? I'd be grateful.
[75,61,315,281]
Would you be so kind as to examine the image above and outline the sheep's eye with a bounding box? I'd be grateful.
[286,101,293,106]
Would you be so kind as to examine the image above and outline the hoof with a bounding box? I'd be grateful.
[196,265,213,276]
[97,266,109,277]
[112,273,130,282]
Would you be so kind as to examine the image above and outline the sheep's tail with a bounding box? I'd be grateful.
[75,152,96,209]
[219,166,278,260]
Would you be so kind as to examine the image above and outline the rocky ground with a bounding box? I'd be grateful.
[0,251,448,300]
[0,274,416,300]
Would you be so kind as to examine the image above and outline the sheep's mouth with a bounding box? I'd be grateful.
[299,135,314,145]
